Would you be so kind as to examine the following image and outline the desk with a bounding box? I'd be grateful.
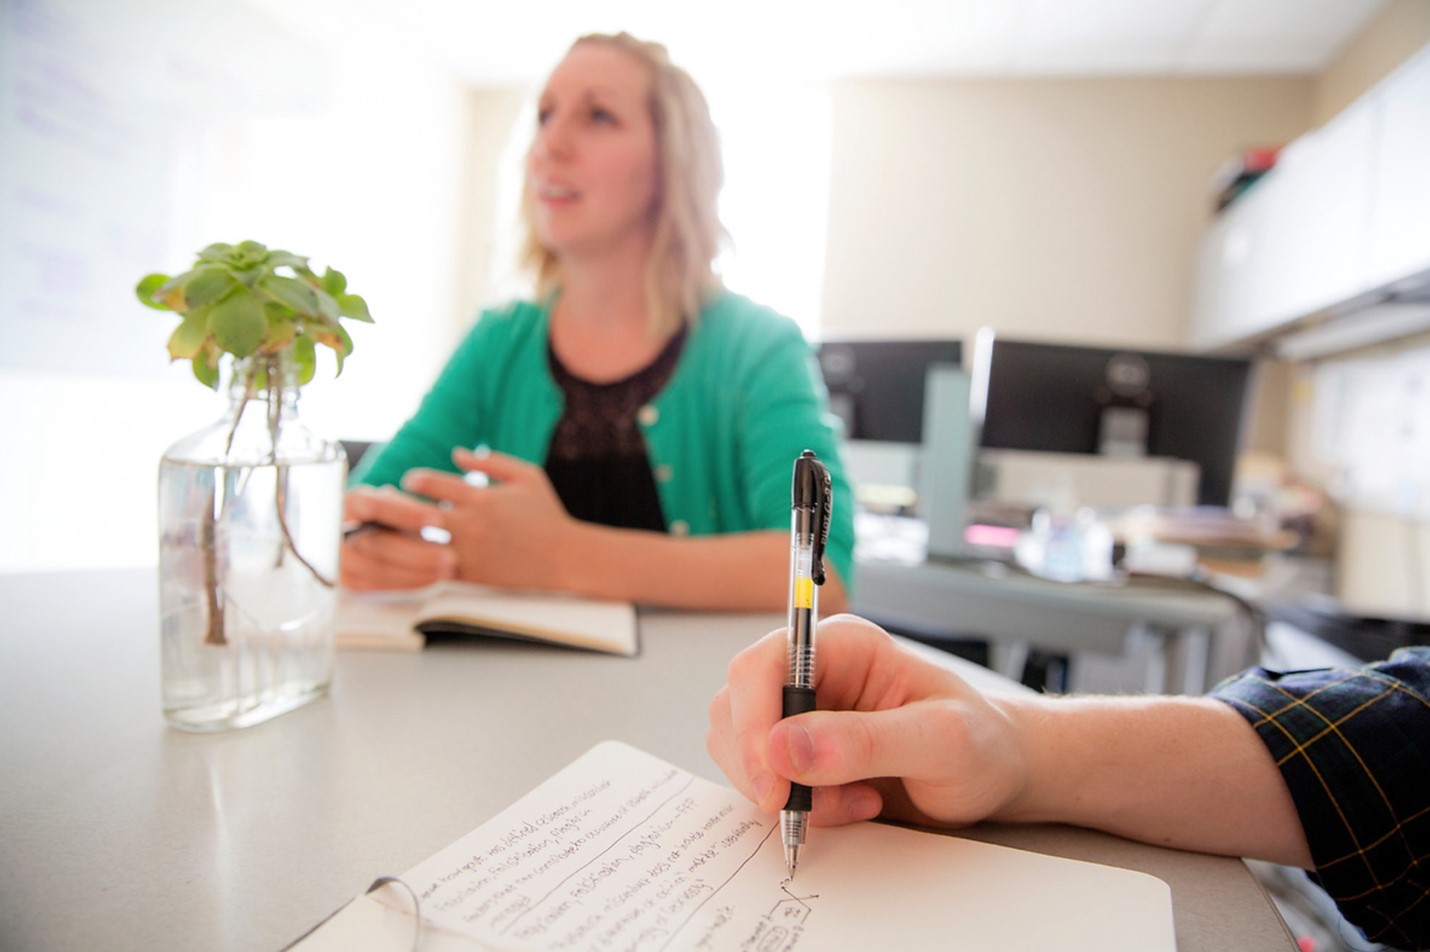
[0,569,1293,951]
[855,555,1257,695]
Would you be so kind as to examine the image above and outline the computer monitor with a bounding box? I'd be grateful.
[971,331,1254,507]
[816,339,963,444]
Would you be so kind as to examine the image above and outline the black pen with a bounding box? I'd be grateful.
[781,449,832,879]
[342,521,393,541]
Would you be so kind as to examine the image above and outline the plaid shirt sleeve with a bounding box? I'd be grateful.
[1211,646,1430,950]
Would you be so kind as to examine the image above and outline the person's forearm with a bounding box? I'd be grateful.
[996,694,1313,868]
[556,524,849,613]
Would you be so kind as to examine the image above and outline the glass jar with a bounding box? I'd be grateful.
[157,352,346,731]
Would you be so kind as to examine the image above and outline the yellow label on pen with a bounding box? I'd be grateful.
[794,577,814,609]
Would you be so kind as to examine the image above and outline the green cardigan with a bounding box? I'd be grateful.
[353,291,855,590]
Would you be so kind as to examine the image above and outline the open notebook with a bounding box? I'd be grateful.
[335,582,638,656]
[288,741,1176,951]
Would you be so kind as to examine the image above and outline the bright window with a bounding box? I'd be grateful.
[707,83,833,340]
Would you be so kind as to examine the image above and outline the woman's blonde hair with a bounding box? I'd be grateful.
[519,32,728,337]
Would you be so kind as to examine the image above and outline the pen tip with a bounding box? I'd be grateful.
[784,844,800,879]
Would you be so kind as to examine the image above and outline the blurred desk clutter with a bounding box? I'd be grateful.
[861,500,1301,577]
[854,509,1270,696]
[1113,505,1301,579]
[855,488,1417,700]
[1210,145,1282,212]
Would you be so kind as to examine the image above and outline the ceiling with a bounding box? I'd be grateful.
[252,0,1389,85]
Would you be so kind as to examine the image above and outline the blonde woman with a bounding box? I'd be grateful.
[343,33,853,612]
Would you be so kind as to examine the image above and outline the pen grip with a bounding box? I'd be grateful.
[781,685,816,812]
[784,782,812,813]
[782,684,816,718]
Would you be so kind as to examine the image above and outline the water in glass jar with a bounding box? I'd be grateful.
[158,456,343,731]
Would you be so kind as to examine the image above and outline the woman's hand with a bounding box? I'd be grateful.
[398,448,580,591]
[340,485,456,590]
[707,615,1029,830]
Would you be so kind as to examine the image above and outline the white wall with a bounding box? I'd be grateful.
[0,0,467,572]
[820,76,1314,348]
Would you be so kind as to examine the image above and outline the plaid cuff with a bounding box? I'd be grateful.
[1212,648,1430,950]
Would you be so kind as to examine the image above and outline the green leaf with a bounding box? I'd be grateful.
[183,268,237,310]
[231,266,263,287]
[154,271,194,311]
[315,287,340,322]
[264,314,298,351]
[156,270,190,294]
[305,322,342,350]
[167,308,210,359]
[191,360,218,389]
[209,290,267,357]
[326,322,354,377]
[291,334,318,385]
[320,267,347,297]
[262,299,295,321]
[135,273,172,311]
[191,345,220,390]
[197,243,233,263]
[258,275,319,315]
[265,250,308,270]
[337,293,373,323]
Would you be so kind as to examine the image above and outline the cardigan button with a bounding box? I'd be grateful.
[654,464,674,483]
[670,520,690,536]
[637,404,659,427]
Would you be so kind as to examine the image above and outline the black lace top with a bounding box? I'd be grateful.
[544,327,687,531]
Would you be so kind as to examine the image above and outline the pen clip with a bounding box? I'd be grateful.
[793,450,833,587]
[813,461,831,587]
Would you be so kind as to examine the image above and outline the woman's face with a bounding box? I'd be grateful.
[528,43,660,262]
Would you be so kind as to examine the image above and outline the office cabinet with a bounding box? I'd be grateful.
[1366,48,1430,291]
[1191,192,1255,349]
[1192,45,1430,352]
[1268,99,1377,321]
[1191,98,1375,352]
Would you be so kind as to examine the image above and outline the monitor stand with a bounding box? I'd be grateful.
[919,365,974,561]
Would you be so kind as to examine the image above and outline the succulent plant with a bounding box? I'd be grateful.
[137,241,375,639]
[135,239,372,389]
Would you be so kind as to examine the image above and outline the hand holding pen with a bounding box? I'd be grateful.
[339,485,457,589]
[781,449,833,878]
[343,448,579,593]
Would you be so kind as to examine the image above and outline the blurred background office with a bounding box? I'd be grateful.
[2,0,1428,618]
[5,4,1428,947]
